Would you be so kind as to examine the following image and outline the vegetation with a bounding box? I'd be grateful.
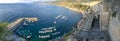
[59,0,80,3]
[80,0,101,3]
[57,0,91,11]
[57,0,102,11]
[111,11,117,17]
[59,0,101,3]
[0,22,8,33]
[0,22,9,41]
[59,2,89,11]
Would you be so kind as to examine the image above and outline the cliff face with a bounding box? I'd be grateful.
[91,0,120,41]
[107,0,120,41]
[90,0,110,31]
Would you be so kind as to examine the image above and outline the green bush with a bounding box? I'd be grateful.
[0,22,9,40]
[111,11,117,17]
[0,22,9,33]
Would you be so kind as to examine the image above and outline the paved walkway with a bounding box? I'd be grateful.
[76,17,107,41]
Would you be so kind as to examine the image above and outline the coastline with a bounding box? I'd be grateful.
[5,18,38,41]
[53,4,85,14]
[3,3,89,41]
[50,3,91,41]
[40,3,89,41]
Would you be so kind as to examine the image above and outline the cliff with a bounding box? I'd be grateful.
[90,0,120,41]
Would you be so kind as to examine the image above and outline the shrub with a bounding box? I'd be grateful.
[111,11,117,17]
[0,22,8,33]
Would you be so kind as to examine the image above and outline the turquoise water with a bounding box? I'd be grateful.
[0,3,82,41]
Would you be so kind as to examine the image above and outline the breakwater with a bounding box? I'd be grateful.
[7,18,38,31]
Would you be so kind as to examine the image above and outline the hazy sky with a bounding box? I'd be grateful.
[0,0,56,3]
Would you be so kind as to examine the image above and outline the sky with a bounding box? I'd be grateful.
[0,0,56,3]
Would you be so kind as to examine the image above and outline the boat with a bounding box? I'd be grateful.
[23,21,28,25]
[52,32,60,35]
[55,15,63,19]
[26,35,31,39]
[39,30,53,33]
[41,27,54,30]
[61,16,68,20]
[39,31,47,33]
[53,28,56,31]
[54,21,57,24]
[48,27,54,30]
[61,16,66,19]
[39,35,50,38]
[39,27,56,33]
[45,30,53,32]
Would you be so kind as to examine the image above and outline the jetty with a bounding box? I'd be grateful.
[5,17,38,41]
[7,17,38,31]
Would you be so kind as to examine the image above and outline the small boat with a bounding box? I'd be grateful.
[52,32,60,35]
[23,22,28,25]
[55,15,63,19]
[41,27,54,30]
[45,30,53,32]
[62,16,66,19]
[39,30,53,33]
[53,28,56,31]
[39,35,50,38]
[48,27,54,29]
[54,21,57,24]
[26,35,31,39]
[39,27,56,33]
[39,31,47,33]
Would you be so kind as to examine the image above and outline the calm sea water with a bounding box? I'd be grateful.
[0,3,82,41]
